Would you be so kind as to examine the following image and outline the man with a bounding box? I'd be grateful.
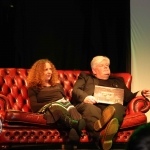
[71,56,150,150]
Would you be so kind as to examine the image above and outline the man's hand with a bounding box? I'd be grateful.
[83,96,97,104]
[142,89,150,100]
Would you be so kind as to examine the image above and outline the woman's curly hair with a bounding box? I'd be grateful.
[27,59,58,88]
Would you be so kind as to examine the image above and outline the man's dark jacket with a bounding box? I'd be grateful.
[71,72,137,106]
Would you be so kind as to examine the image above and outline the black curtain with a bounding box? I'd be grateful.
[1,0,130,73]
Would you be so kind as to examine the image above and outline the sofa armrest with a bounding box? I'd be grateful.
[126,96,150,114]
[0,94,11,110]
[120,96,149,129]
[0,94,11,121]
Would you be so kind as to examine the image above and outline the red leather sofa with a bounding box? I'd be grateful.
[0,68,149,149]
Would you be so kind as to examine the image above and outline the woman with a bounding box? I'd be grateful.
[27,59,86,142]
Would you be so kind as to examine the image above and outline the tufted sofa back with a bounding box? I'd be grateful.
[0,68,132,113]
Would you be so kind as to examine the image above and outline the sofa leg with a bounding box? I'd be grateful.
[73,145,77,150]
[61,144,65,150]
[61,144,77,150]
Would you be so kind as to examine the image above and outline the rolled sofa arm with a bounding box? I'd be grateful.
[119,96,149,129]
[0,94,11,121]
[126,96,150,114]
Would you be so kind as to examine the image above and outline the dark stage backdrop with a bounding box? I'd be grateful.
[1,0,130,72]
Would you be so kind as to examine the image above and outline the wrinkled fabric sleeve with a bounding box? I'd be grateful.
[28,87,48,112]
[71,72,90,104]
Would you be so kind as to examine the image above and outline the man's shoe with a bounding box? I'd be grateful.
[100,118,119,150]
[94,106,115,131]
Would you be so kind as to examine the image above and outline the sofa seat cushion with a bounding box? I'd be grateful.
[4,110,47,126]
[5,110,147,130]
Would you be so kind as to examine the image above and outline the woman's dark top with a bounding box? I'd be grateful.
[28,83,66,112]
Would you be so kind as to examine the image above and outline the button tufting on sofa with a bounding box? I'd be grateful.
[0,69,149,149]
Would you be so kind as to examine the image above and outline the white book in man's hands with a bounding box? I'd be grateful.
[94,85,124,105]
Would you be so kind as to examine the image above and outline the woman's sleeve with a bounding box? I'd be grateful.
[28,87,47,112]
